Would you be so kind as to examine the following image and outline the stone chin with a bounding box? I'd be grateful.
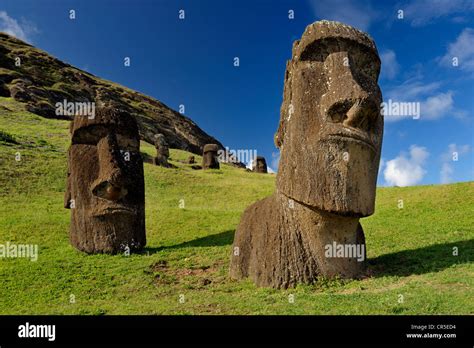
[276,135,380,217]
[70,208,145,254]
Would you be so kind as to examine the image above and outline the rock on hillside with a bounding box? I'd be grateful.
[0,32,223,154]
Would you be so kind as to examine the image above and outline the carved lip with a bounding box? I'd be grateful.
[327,130,376,152]
[93,206,136,217]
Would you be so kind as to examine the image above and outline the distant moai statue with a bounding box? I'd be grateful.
[64,107,146,254]
[202,144,220,169]
[230,21,384,288]
[252,156,268,173]
[186,155,195,164]
[153,133,170,167]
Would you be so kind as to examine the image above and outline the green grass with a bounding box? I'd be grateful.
[0,96,473,315]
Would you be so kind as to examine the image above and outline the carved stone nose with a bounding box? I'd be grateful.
[344,101,372,130]
[327,99,376,132]
[321,54,372,128]
[91,134,128,201]
[92,180,128,201]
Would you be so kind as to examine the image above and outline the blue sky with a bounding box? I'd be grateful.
[1,0,473,186]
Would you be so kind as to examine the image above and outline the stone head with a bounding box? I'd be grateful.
[64,107,146,253]
[154,133,169,157]
[202,144,220,169]
[275,21,383,216]
[253,156,268,173]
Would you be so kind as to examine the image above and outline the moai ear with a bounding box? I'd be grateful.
[69,118,75,134]
[275,60,293,149]
[274,118,285,149]
[64,148,72,209]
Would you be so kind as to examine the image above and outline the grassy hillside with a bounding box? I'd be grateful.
[0,96,473,315]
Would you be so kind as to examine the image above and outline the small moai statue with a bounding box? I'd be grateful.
[186,155,195,164]
[252,156,268,173]
[153,133,170,167]
[202,144,220,169]
[230,20,384,288]
[64,107,146,254]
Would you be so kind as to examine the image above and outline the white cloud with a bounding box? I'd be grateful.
[385,78,462,121]
[378,158,385,174]
[403,0,474,27]
[380,49,400,79]
[0,11,36,43]
[307,0,378,31]
[384,145,429,186]
[386,79,440,101]
[440,28,474,73]
[440,162,454,184]
[421,91,454,120]
[440,143,471,183]
[441,143,470,161]
[271,151,280,172]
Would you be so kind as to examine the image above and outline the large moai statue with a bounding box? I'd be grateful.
[64,107,146,254]
[252,156,268,173]
[230,21,383,288]
[202,144,220,169]
[153,133,170,167]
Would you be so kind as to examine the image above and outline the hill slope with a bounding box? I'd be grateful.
[0,32,222,154]
[0,97,473,314]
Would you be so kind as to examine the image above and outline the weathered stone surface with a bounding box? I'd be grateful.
[153,133,170,167]
[64,107,146,254]
[202,144,220,169]
[252,156,267,173]
[230,20,383,288]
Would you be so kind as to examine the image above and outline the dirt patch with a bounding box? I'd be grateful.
[147,260,226,288]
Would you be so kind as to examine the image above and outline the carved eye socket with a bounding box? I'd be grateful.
[116,134,139,152]
[72,125,139,152]
[352,51,379,82]
[72,125,108,145]
[359,61,378,81]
